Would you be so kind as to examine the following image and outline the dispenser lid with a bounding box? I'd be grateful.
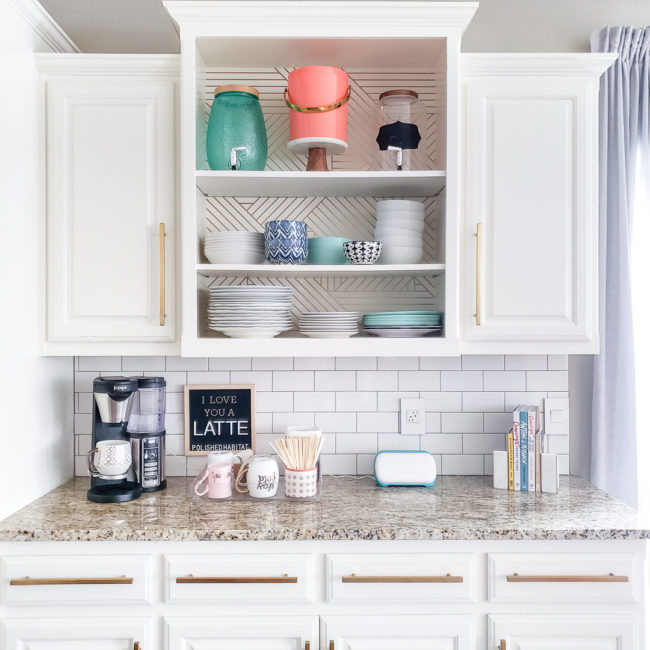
[138,376,166,388]
[214,84,259,98]
[93,376,139,394]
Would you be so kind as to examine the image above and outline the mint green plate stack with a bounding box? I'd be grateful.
[361,311,443,337]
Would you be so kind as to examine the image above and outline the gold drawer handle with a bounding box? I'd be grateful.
[10,575,133,586]
[342,573,463,583]
[499,641,506,650]
[304,643,309,650]
[176,573,297,584]
[329,643,335,650]
[134,643,141,650]
[507,572,629,583]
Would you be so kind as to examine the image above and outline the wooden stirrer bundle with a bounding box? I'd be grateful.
[271,435,323,470]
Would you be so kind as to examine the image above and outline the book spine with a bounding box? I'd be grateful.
[520,410,528,492]
[513,411,521,491]
[507,431,514,490]
[535,432,542,492]
[528,410,536,492]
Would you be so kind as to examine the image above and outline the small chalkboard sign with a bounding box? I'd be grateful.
[184,384,256,456]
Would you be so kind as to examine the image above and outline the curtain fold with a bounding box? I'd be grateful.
[591,26,650,508]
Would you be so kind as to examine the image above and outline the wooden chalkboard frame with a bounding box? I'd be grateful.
[184,384,256,456]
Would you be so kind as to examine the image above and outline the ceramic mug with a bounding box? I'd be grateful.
[235,454,279,498]
[207,449,254,481]
[88,440,132,478]
[194,463,233,499]
[285,467,318,498]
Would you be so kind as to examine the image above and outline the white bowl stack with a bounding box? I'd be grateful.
[204,231,265,264]
[374,200,425,265]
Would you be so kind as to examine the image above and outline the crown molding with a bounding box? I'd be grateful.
[461,53,618,77]
[7,0,79,53]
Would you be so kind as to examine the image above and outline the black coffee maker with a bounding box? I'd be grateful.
[87,376,142,503]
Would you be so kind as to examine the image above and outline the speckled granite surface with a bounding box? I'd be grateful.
[0,476,648,542]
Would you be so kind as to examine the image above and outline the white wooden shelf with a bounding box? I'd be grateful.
[184,334,456,357]
[195,170,446,198]
[196,263,445,277]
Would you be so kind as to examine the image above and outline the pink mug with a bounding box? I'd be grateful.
[194,463,233,499]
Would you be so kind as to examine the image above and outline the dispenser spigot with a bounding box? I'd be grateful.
[387,145,404,171]
[230,146,247,170]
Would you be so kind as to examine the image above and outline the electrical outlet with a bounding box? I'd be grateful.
[400,398,426,435]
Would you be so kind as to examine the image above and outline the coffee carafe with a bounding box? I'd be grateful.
[127,377,167,493]
[87,377,142,503]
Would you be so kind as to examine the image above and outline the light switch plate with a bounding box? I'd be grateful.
[400,398,426,435]
[544,398,570,436]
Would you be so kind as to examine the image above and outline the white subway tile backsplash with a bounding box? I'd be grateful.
[256,391,293,413]
[335,357,377,370]
[421,391,462,412]
[527,371,568,392]
[209,357,252,370]
[166,356,208,371]
[357,412,398,433]
[462,392,504,413]
[399,370,440,391]
[315,371,355,391]
[357,371,398,391]
[336,433,377,454]
[441,412,483,433]
[441,454,485,475]
[505,354,547,370]
[316,412,357,433]
[336,392,377,412]
[462,433,507,454]
[273,371,314,391]
[294,357,335,370]
[253,357,294,370]
[73,355,568,477]
[378,357,419,370]
[294,391,334,412]
[483,371,526,391]
[461,355,504,370]
[420,357,461,370]
[441,371,482,391]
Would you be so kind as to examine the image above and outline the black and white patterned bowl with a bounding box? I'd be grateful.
[343,241,383,265]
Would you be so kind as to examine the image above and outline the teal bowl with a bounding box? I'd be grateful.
[307,237,351,265]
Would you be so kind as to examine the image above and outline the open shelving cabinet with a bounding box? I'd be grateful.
[166,1,478,356]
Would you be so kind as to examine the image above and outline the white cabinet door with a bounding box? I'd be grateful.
[489,614,638,650]
[42,59,176,348]
[462,56,610,350]
[322,615,475,650]
[1,617,150,650]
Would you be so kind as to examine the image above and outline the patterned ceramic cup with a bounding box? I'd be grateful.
[88,440,132,477]
[194,463,233,499]
[284,467,318,498]
[264,220,308,264]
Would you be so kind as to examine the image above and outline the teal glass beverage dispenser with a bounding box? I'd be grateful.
[206,84,268,171]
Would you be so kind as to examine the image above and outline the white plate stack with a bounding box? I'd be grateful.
[299,312,359,338]
[374,200,425,264]
[208,285,293,338]
[204,231,265,264]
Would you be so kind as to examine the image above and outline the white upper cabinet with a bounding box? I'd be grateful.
[461,55,615,353]
[38,55,179,355]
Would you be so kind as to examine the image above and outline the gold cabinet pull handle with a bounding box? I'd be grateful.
[159,222,166,326]
[329,643,334,650]
[134,643,141,650]
[304,642,310,650]
[342,573,463,583]
[499,641,506,650]
[10,575,133,586]
[475,222,482,325]
[176,573,297,584]
[506,572,629,583]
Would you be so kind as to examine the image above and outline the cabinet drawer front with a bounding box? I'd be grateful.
[327,553,477,602]
[166,554,315,603]
[488,552,640,603]
[1,555,152,606]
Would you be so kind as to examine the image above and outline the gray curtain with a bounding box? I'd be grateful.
[591,26,650,508]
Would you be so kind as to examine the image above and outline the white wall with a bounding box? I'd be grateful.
[0,0,75,520]
[462,0,650,53]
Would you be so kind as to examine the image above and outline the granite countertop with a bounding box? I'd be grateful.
[0,476,648,542]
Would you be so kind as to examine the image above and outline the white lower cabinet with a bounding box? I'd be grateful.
[322,615,475,650]
[1,617,150,650]
[165,615,318,649]
[489,614,638,650]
